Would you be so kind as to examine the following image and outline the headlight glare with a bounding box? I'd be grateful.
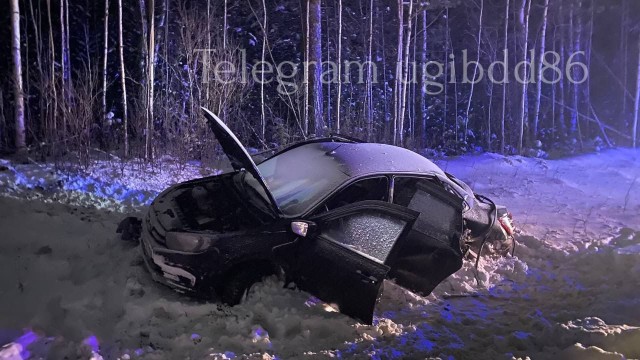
[165,232,214,253]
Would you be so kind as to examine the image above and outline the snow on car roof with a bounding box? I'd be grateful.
[293,141,445,178]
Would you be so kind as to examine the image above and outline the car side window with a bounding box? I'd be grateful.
[393,177,461,243]
[320,210,407,262]
[322,177,389,213]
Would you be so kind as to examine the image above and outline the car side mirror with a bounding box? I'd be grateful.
[290,221,317,237]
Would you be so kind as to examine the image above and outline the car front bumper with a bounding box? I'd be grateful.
[140,217,220,295]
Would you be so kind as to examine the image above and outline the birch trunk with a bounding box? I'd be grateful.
[60,0,69,137]
[46,0,57,134]
[570,1,583,148]
[393,0,404,145]
[303,1,309,134]
[533,0,550,141]
[465,0,484,144]
[10,0,26,150]
[103,0,110,121]
[146,0,156,160]
[419,9,427,148]
[517,0,531,153]
[117,0,129,156]
[398,0,413,147]
[260,0,267,140]
[308,0,324,135]
[633,34,640,148]
[500,0,510,154]
[336,0,343,134]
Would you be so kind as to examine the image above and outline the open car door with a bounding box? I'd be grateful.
[385,177,465,296]
[290,201,418,324]
[202,108,281,215]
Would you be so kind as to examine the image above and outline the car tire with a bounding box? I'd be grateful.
[221,268,270,306]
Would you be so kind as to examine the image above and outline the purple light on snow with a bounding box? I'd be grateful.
[16,331,39,348]
[15,331,39,359]
[82,335,100,353]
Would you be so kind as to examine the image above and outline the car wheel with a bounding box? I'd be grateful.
[221,268,271,306]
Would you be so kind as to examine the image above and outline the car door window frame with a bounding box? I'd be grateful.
[310,175,392,215]
[391,175,464,210]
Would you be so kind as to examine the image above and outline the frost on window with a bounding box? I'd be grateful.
[322,211,406,262]
[408,190,458,243]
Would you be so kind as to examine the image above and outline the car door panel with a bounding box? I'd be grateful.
[295,236,388,324]
[386,177,465,297]
[291,201,418,324]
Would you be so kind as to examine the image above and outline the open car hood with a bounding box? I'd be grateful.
[202,108,281,216]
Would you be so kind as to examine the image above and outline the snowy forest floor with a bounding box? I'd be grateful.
[0,149,639,360]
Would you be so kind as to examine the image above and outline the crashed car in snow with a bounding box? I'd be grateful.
[118,108,515,324]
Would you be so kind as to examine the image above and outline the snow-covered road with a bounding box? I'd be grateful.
[0,150,639,359]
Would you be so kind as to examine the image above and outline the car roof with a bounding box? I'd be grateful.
[272,141,445,179]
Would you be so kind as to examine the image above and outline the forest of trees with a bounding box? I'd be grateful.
[1,0,640,166]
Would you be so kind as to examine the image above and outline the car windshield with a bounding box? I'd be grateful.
[257,143,350,217]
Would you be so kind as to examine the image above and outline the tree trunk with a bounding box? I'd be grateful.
[398,0,413,147]
[393,0,404,145]
[633,33,640,148]
[336,0,343,134]
[46,0,57,136]
[10,0,26,150]
[118,0,129,156]
[500,0,509,153]
[517,0,531,154]
[465,0,484,144]
[366,0,375,141]
[223,0,228,49]
[103,0,110,122]
[572,1,583,149]
[303,1,309,134]
[146,0,156,160]
[419,9,427,148]
[533,0,550,142]
[260,0,267,140]
[620,0,628,121]
[443,7,449,142]
[308,0,324,135]
[60,0,69,137]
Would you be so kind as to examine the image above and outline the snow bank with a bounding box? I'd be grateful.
[1,149,639,359]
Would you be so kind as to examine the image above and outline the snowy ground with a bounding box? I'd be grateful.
[0,149,639,359]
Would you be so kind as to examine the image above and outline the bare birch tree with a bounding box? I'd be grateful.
[103,0,110,122]
[398,0,414,147]
[308,0,324,135]
[517,0,532,153]
[533,0,550,141]
[260,0,267,140]
[500,0,510,154]
[336,0,343,134]
[633,33,640,148]
[464,0,484,144]
[117,0,129,156]
[146,0,156,160]
[393,0,405,145]
[10,0,26,151]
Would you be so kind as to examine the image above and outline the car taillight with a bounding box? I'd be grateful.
[498,213,515,236]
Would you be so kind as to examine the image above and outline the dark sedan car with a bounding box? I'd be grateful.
[120,108,515,324]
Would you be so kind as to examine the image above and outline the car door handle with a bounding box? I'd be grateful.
[356,270,379,284]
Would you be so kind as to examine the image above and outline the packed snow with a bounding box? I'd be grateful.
[0,149,639,359]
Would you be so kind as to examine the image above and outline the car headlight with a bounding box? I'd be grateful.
[165,232,215,253]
